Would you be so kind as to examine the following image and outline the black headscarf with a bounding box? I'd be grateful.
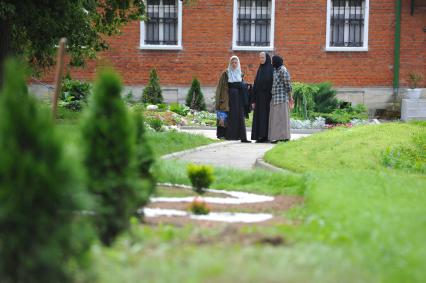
[253,53,274,93]
[272,55,283,69]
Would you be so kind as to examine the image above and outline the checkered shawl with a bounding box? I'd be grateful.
[272,65,292,105]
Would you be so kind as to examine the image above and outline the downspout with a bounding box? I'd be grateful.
[393,0,401,100]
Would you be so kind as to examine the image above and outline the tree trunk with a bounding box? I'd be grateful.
[0,19,12,88]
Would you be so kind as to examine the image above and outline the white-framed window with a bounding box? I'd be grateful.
[232,0,275,51]
[326,0,369,51]
[140,0,182,50]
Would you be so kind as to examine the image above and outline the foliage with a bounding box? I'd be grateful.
[187,164,214,195]
[408,72,424,89]
[319,104,368,124]
[312,82,339,113]
[81,68,144,246]
[292,82,318,119]
[142,69,163,104]
[0,0,145,72]
[0,59,93,282]
[383,130,426,174]
[133,111,156,201]
[60,77,91,111]
[170,103,190,116]
[186,77,206,111]
[125,90,134,103]
[157,103,167,111]
[147,118,164,132]
[189,197,210,215]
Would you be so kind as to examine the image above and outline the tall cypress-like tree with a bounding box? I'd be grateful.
[81,68,145,246]
[185,77,206,111]
[142,68,163,104]
[0,59,92,282]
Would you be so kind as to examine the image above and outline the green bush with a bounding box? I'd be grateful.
[319,104,368,124]
[383,131,426,174]
[170,103,190,116]
[313,82,339,113]
[157,103,167,111]
[0,59,92,282]
[60,76,91,111]
[187,164,214,195]
[133,112,156,202]
[81,68,144,246]
[292,82,318,119]
[147,118,164,132]
[186,77,206,111]
[142,68,163,104]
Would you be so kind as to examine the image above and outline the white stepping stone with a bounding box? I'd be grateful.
[143,208,273,223]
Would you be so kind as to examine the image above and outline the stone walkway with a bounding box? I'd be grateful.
[174,129,310,170]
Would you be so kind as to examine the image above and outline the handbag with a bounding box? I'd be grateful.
[216,111,228,127]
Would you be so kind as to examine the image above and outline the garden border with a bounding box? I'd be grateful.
[254,158,296,174]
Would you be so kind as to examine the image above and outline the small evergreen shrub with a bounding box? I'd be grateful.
[313,82,339,114]
[189,197,210,215]
[60,76,91,111]
[0,59,92,282]
[81,68,144,246]
[187,164,214,195]
[185,78,206,111]
[142,68,163,104]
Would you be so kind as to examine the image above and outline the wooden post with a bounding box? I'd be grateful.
[52,38,67,119]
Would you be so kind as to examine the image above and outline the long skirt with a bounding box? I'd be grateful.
[268,101,291,141]
[226,86,247,141]
[251,91,271,141]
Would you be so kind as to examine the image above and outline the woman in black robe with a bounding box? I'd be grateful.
[251,52,274,142]
[226,55,249,143]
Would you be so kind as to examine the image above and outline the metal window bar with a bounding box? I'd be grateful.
[330,0,364,47]
[237,0,271,46]
[146,0,178,45]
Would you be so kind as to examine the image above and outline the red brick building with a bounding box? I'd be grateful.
[39,0,426,109]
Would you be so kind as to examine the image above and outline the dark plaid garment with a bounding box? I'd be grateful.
[272,66,292,105]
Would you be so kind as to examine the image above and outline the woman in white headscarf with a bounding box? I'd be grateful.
[214,55,249,142]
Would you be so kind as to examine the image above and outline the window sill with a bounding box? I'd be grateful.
[325,46,368,52]
[232,45,274,52]
[139,45,183,51]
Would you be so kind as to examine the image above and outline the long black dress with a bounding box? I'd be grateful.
[251,54,274,141]
[226,82,247,141]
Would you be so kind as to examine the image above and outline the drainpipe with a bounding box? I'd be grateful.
[393,0,401,100]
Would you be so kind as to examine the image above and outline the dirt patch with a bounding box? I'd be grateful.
[144,186,303,228]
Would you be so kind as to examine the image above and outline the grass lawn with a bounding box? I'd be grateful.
[53,104,425,283]
[88,122,426,283]
[264,122,426,172]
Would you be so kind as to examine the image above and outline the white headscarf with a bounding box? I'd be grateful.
[227,55,242,83]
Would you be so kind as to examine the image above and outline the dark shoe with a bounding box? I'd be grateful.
[241,139,251,143]
[256,138,268,143]
[270,140,278,144]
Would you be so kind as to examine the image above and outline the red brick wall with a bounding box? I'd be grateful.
[45,0,425,88]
